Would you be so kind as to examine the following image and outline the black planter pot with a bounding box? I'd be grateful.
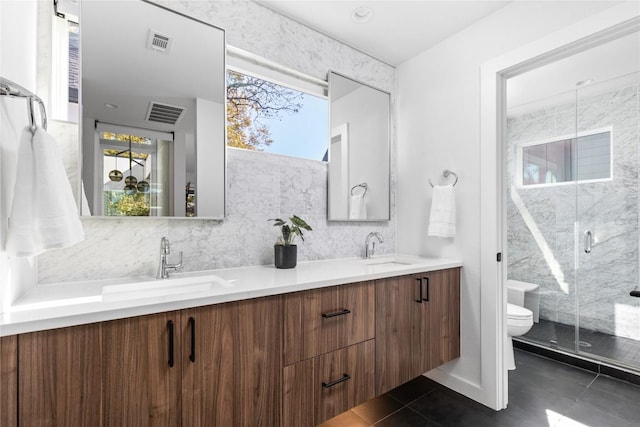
[274,244,297,269]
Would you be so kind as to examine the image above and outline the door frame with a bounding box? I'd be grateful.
[480,3,640,410]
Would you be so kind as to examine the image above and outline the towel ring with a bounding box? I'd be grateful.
[428,169,458,188]
[351,182,368,196]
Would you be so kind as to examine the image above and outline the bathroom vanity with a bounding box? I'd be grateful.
[0,257,461,426]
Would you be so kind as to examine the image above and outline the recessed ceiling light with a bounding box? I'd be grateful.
[352,6,373,23]
[104,103,119,109]
[576,79,593,87]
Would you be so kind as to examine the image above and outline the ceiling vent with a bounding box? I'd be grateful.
[147,29,173,54]
[146,102,184,125]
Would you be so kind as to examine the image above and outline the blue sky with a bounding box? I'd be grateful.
[258,93,328,161]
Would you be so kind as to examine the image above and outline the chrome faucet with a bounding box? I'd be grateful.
[157,237,183,279]
[364,232,384,259]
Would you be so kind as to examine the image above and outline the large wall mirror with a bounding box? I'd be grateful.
[328,71,390,221]
[79,0,225,218]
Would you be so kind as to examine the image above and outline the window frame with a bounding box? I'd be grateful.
[516,126,614,189]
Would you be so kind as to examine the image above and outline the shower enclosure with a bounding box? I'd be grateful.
[506,31,640,374]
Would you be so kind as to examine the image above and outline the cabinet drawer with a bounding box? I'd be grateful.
[284,281,375,365]
[283,339,375,427]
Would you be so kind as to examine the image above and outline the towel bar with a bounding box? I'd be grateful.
[351,182,368,196]
[428,169,458,187]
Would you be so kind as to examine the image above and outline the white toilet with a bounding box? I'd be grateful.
[506,303,534,370]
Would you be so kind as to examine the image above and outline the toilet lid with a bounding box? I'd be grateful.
[507,303,533,320]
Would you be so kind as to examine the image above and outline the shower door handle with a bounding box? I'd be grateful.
[584,230,592,254]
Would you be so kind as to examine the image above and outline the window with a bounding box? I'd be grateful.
[226,69,328,161]
[51,10,79,122]
[519,128,612,187]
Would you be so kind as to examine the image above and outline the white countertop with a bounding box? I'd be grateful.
[0,255,462,336]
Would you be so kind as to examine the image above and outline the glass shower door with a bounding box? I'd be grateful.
[506,86,579,355]
[575,71,640,371]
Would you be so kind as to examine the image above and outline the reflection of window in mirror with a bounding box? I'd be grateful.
[51,8,79,122]
[96,125,173,217]
[226,69,328,161]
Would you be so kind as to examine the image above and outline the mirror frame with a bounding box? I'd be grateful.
[327,70,391,222]
[78,0,227,219]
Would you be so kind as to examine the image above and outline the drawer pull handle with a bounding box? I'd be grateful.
[322,373,351,388]
[321,308,351,318]
[189,317,196,363]
[416,278,423,303]
[167,320,175,368]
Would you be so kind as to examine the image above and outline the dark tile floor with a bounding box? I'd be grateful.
[526,318,640,368]
[318,349,640,427]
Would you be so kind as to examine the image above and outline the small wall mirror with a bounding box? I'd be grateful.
[80,0,225,218]
[328,71,390,221]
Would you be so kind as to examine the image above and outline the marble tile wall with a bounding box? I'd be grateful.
[507,81,640,340]
[36,0,396,284]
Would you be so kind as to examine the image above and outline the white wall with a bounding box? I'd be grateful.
[396,0,622,408]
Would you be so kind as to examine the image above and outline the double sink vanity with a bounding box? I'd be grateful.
[0,255,461,426]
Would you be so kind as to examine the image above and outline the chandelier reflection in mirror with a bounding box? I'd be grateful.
[101,132,165,216]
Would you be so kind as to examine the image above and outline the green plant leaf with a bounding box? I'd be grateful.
[290,215,312,231]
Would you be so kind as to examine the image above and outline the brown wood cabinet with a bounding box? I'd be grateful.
[18,322,103,426]
[283,340,375,427]
[7,267,460,426]
[284,281,375,365]
[15,297,281,427]
[375,268,460,395]
[102,310,181,426]
[1,335,18,427]
[182,296,281,426]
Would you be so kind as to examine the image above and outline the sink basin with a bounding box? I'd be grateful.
[102,274,231,302]
[367,261,413,266]
[363,257,414,267]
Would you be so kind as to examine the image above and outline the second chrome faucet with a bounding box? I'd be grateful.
[157,237,183,279]
[364,232,384,259]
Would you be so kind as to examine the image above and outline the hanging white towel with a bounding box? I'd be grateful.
[7,127,84,256]
[427,185,456,238]
[349,192,367,220]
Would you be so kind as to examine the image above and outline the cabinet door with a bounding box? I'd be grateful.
[102,311,180,426]
[422,268,461,371]
[1,335,17,427]
[182,296,282,427]
[284,281,375,365]
[19,323,103,426]
[375,274,425,395]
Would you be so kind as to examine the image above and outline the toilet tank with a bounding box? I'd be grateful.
[507,279,540,323]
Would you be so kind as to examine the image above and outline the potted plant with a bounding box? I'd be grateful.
[269,215,312,269]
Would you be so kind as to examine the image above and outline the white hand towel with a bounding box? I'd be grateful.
[349,193,367,220]
[427,185,456,238]
[7,128,84,256]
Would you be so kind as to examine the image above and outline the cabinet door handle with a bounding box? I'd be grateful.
[322,373,351,388]
[415,278,423,303]
[321,308,351,318]
[167,320,175,368]
[422,277,430,302]
[188,317,196,363]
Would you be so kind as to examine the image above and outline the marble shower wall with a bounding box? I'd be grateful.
[507,80,640,340]
[37,0,396,284]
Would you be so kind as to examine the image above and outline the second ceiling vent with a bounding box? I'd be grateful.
[146,102,184,125]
